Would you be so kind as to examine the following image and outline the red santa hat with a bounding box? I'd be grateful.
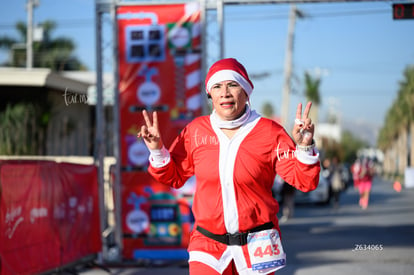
[205,58,254,97]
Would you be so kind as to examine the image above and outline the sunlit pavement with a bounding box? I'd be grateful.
[76,177,414,275]
[277,177,414,275]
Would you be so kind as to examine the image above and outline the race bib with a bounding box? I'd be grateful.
[247,229,286,273]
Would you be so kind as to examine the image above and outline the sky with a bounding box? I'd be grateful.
[1,0,414,146]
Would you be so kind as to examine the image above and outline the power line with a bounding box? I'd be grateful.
[0,19,94,30]
[226,8,389,21]
[0,5,393,29]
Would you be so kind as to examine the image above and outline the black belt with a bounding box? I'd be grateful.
[196,222,274,246]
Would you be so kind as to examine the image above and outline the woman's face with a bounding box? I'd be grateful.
[209,80,248,121]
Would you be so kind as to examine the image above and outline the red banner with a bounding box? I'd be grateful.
[120,172,194,259]
[116,2,201,260]
[0,161,101,275]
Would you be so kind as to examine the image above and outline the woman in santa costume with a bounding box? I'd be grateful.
[138,58,320,275]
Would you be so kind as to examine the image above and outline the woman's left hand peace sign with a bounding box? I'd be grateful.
[292,102,315,146]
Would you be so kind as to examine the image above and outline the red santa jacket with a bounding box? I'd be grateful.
[148,114,320,273]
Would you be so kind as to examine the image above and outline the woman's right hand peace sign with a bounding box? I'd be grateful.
[137,110,163,150]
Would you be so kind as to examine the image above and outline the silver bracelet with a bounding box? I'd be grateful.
[297,140,315,152]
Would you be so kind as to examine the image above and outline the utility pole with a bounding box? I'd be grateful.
[26,0,38,69]
[281,4,302,128]
[217,0,224,59]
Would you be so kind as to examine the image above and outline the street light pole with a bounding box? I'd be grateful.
[26,0,38,69]
[26,0,33,69]
[280,4,297,128]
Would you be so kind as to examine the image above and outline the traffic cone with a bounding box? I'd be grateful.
[393,181,402,193]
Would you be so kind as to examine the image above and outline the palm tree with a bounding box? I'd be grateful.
[378,65,414,176]
[304,71,321,124]
[0,20,86,71]
[378,66,414,148]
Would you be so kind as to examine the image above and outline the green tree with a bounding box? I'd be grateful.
[0,102,49,155]
[340,130,369,164]
[322,130,368,164]
[304,71,321,124]
[261,102,275,118]
[0,20,87,71]
[378,65,414,149]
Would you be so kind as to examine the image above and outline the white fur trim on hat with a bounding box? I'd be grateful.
[206,69,253,97]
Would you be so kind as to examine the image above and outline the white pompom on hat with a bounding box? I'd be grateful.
[205,58,254,97]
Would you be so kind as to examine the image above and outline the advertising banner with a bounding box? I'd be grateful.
[116,2,201,260]
[0,161,101,275]
[120,172,195,260]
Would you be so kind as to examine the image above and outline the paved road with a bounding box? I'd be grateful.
[74,177,414,275]
[277,177,414,275]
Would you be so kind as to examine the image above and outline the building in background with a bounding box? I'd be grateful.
[0,67,92,155]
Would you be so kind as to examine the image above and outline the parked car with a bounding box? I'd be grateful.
[273,172,331,205]
[294,172,331,205]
